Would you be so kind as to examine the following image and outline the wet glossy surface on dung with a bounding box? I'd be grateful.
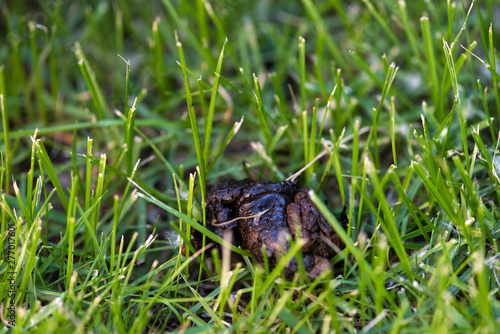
[192,179,347,279]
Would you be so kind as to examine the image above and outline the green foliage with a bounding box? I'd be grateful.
[1,0,500,332]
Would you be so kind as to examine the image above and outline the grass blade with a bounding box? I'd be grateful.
[176,32,207,193]
[204,38,228,163]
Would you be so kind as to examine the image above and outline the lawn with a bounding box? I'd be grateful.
[1,0,500,332]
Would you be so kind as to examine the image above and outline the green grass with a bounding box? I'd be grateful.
[1,0,500,332]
